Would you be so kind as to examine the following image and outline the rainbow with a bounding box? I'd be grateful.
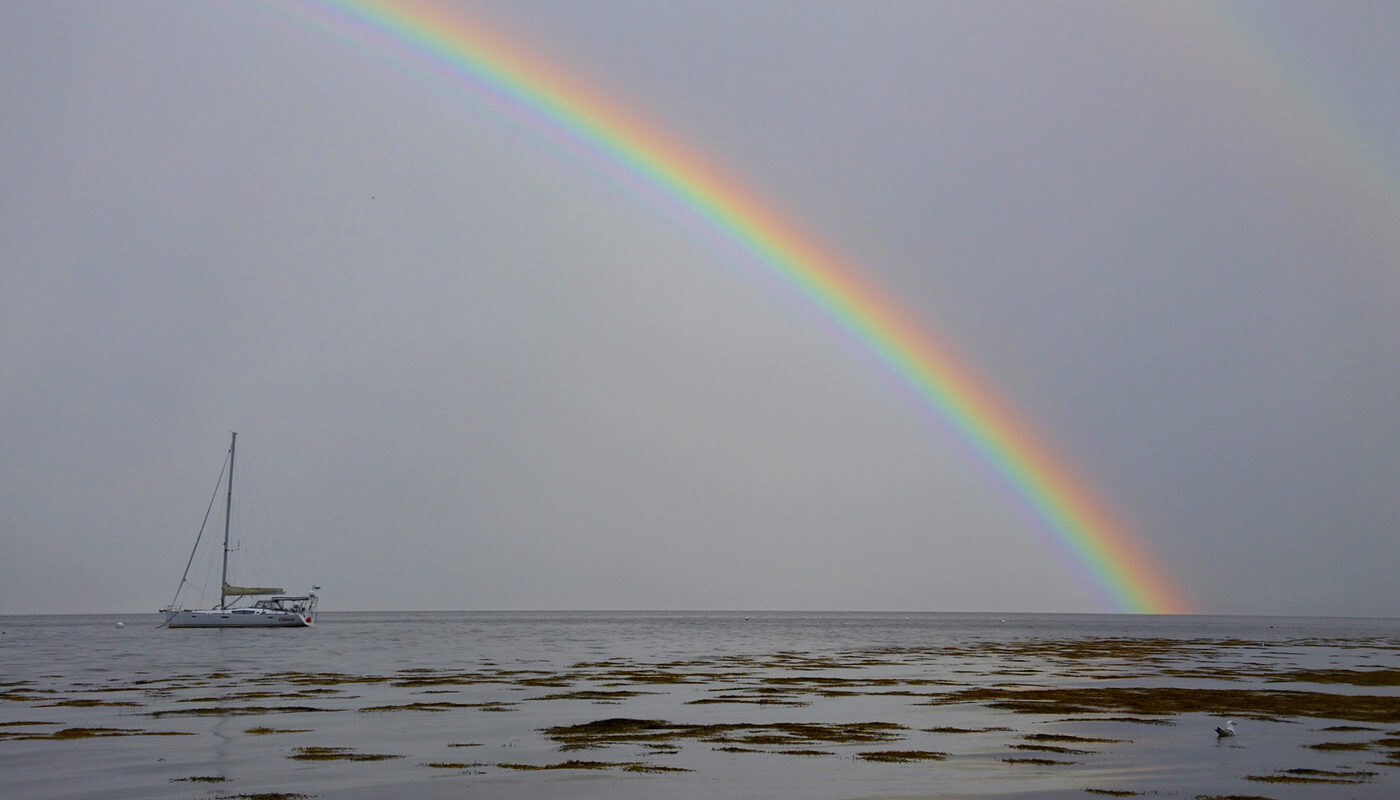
[286,0,1192,613]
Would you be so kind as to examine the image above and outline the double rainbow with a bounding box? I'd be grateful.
[291,0,1191,613]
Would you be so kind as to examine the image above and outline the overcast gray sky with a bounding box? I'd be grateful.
[3,1,1396,616]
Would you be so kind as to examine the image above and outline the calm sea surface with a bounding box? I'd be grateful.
[2,612,1397,799]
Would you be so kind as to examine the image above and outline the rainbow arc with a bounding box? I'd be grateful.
[296,0,1192,614]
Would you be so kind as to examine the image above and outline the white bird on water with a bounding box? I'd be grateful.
[1215,720,1237,738]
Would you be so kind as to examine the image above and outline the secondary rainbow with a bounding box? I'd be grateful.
[290,0,1191,613]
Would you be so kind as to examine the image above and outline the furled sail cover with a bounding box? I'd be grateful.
[224,583,284,596]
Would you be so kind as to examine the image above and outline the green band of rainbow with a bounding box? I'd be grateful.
[297,0,1191,613]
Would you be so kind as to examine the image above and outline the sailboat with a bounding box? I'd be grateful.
[162,432,318,628]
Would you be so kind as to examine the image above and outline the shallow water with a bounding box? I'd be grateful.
[2,611,1397,799]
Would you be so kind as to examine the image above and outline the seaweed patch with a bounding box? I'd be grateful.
[496,760,687,772]
[930,686,1400,723]
[857,750,948,762]
[1245,767,1376,784]
[150,705,339,717]
[3,726,194,740]
[213,793,313,800]
[542,718,906,751]
[288,746,401,761]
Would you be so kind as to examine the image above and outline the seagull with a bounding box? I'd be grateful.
[1214,720,1237,738]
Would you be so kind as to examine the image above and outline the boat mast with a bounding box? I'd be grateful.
[220,431,236,610]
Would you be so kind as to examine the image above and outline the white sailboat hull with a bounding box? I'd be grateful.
[166,607,313,628]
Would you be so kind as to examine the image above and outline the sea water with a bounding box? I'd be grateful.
[1,612,1397,799]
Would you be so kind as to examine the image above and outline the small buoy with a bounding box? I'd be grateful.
[305,617,312,623]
